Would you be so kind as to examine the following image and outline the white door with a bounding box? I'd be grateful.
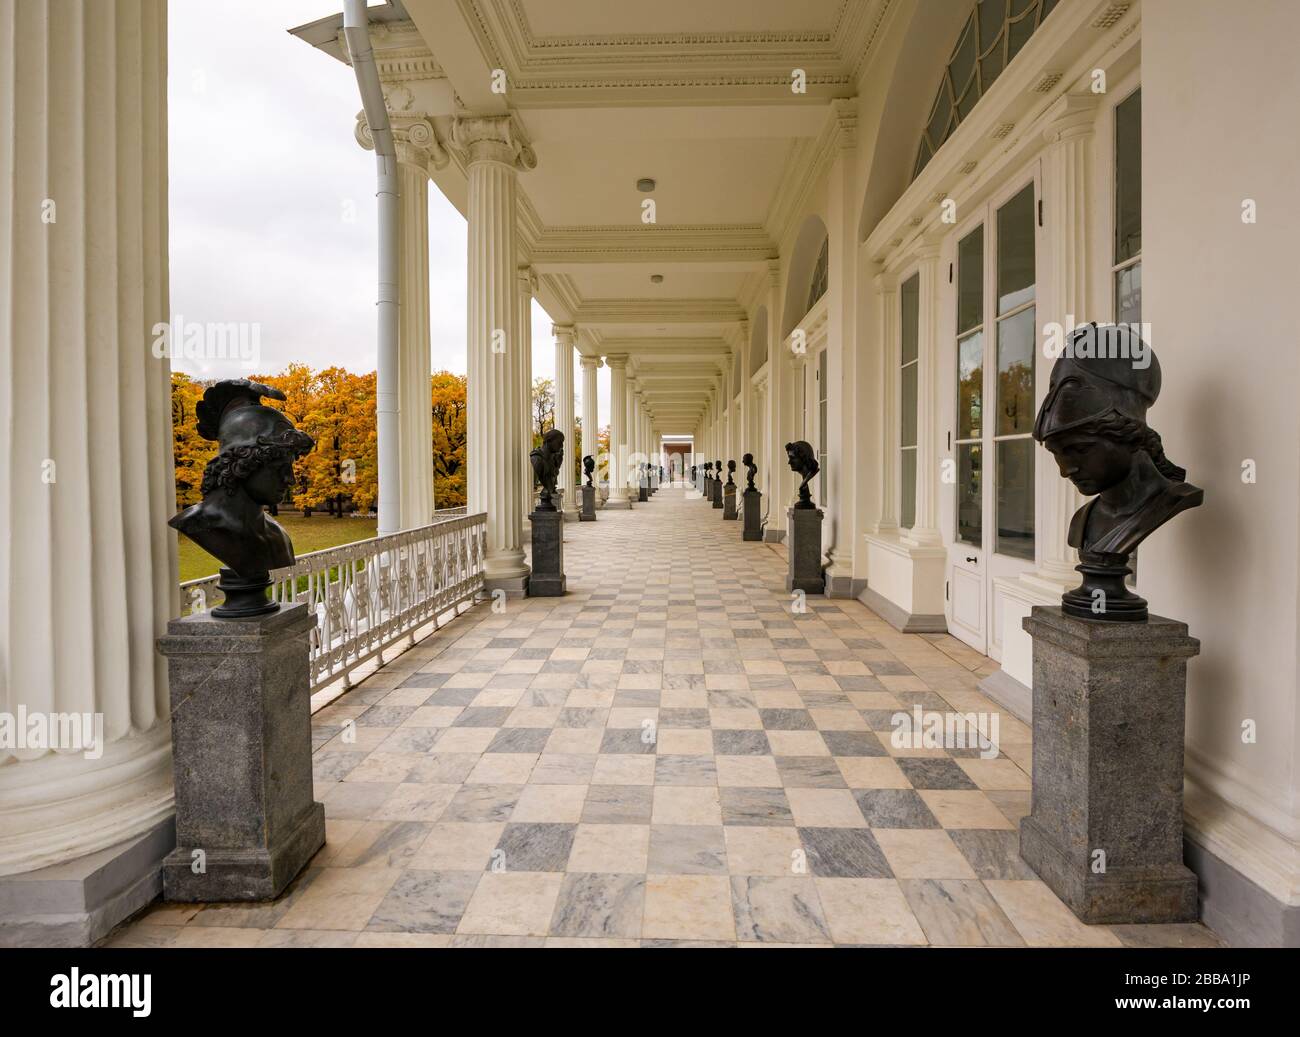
[946,172,1041,653]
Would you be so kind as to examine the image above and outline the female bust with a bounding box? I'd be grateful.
[1034,325,1203,621]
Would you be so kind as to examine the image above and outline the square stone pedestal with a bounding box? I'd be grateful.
[156,603,325,901]
[580,484,597,521]
[712,478,723,509]
[1019,606,1200,924]
[638,481,648,502]
[742,489,763,540]
[528,508,566,596]
[785,506,825,594]
[723,484,737,519]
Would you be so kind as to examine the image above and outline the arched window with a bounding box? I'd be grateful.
[912,0,1062,181]
[806,237,829,313]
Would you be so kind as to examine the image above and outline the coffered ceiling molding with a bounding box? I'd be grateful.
[531,224,775,268]
[443,0,893,104]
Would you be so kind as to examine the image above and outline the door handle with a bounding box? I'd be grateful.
[965,556,977,564]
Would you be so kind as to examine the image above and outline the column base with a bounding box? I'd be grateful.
[857,584,947,633]
[604,497,632,511]
[484,574,530,597]
[0,818,175,948]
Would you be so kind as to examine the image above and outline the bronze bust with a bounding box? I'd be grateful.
[742,453,757,492]
[785,441,819,510]
[1034,324,1203,622]
[725,459,736,487]
[169,379,315,617]
[530,427,565,511]
[583,454,595,487]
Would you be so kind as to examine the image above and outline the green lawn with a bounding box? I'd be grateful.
[177,514,378,583]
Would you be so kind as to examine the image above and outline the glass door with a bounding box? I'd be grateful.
[947,172,1040,653]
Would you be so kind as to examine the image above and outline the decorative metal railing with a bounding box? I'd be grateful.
[179,509,486,695]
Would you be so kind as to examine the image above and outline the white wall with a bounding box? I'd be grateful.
[1142,0,1300,905]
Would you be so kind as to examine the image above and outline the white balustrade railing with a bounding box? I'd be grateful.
[179,509,486,696]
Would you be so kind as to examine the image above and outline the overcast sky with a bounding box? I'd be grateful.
[167,0,598,407]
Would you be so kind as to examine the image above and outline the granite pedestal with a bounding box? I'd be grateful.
[712,478,723,510]
[528,508,566,595]
[1019,606,1200,924]
[638,480,648,503]
[723,484,737,520]
[580,484,597,521]
[785,506,825,594]
[156,603,325,901]
[742,489,763,540]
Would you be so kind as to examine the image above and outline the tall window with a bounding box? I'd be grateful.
[994,184,1036,560]
[913,0,1062,180]
[1114,88,1141,323]
[807,238,829,312]
[816,349,828,506]
[899,273,920,528]
[953,181,1037,560]
[955,226,984,547]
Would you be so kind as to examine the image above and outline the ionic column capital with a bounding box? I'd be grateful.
[552,323,577,346]
[356,113,449,174]
[450,112,537,170]
[604,353,628,370]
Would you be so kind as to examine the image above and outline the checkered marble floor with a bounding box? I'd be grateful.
[110,487,1220,948]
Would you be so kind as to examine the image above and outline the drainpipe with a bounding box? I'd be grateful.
[342,0,400,536]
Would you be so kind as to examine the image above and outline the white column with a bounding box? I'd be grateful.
[453,114,533,594]
[517,267,536,526]
[763,262,784,535]
[554,324,577,519]
[605,354,631,507]
[904,248,943,544]
[395,144,434,529]
[0,0,177,878]
[579,354,601,495]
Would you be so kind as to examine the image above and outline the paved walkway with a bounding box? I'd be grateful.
[109,487,1219,947]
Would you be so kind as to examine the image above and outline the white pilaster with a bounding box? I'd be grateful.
[553,324,578,519]
[0,0,177,881]
[903,247,943,545]
[763,261,785,536]
[453,113,534,593]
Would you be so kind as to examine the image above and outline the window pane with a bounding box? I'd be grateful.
[1115,260,1142,325]
[949,17,977,93]
[957,226,983,334]
[901,362,918,448]
[1115,89,1142,264]
[900,274,919,365]
[996,306,1035,436]
[957,443,982,545]
[900,448,917,529]
[927,88,953,152]
[997,183,1036,313]
[996,438,1035,559]
[957,331,983,440]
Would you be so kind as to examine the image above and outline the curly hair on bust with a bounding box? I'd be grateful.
[1071,412,1187,482]
[200,442,295,497]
